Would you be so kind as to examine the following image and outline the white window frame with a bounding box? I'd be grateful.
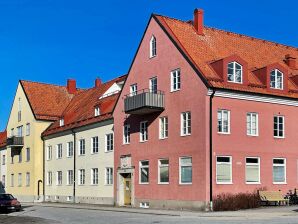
[105,133,114,152]
[59,119,64,127]
[273,158,287,184]
[91,168,99,185]
[149,35,156,58]
[94,106,100,116]
[67,170,73,185]
[245,157,260,184]
[78,139,86,155]
[181,112,191,136]
[216,156,232,184]
[170,69,181,92]
[105,167,113,185]
[149,76,157,93]
[123,124,130,144]
[159,116,168,139]
[47,171,52,186]
[91,136,99,154]
[67,142,74,157]
[179,157,192,185]
[227,61,243,83]
[158,159,169,184]
[217,109,230,134]
[56,144,63,159]
[139,160,149,184]
[247,112,259,136]
[270,69,283,90]
[140,121,148,142]
[78,169,85,185]
[274,115,285,138]
[130,84,137,96]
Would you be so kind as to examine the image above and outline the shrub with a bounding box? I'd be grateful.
[213,191,261,211]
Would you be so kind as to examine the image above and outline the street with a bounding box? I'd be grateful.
[1,204,298,224]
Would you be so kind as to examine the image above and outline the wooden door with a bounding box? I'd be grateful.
[124,178,131,205]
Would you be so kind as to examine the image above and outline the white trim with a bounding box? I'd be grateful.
[139,160,149,184]
[217,109,230,134]
[245,157,261,184]
[158,159,169,184]
[272,158,287,184]
[246,112,259,136]
[179,157,192,185]
[227,61,243,84]
[140,121,148,142]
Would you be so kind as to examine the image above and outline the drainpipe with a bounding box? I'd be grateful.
[209,89,216,211]
[71,130,76,203]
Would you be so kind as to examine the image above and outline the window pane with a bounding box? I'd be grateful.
[181,166,192,183]
[273,166,285,182]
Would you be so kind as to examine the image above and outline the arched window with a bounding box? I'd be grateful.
[150,36,156,58]
[270,69,283,90]
[227,61,242,83]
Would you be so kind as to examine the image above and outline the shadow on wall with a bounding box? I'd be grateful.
[0,182,5,193]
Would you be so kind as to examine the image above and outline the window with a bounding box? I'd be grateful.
[227,61,242,83]
[245,157,260,184]
[67,170,74,185]
[18,98,21,122]
[17,126,23,137]
[2,155,5,165]
[247,113,258,136]
[10,128,14,137]
[26,148,30,162]
[18,152,22,163]
[57,171,62,185]
[180,157,192,184]
[273,158,286,183]
[26,172,30,186]
[158,159,169,184]
[181,112,191,136]
[95,106,100,116]
[10,174,14,187]
[67,142,74,157]
[159,117,168,139]
[216,156,232,184]
[140,121,148,142]
[91,137,99,154]
[18,173,22,187]
[105,168,113,185]
[11,156,14,164]
[91,168,99,185]
[106,134,114,152]
[130,84,137,96]
[274,115,284,138]
[78,169,85,185]
[47,146,52,160]
[139,161,149,184]
[217,109,230,134]
[59,119,64,127]
[171,69,181,91]
[79,139,85,155]
[56,144,63,159]
[2,175,5,188]
[47,172,52,186]
[150,35,156,58]
[123,124,130,144]
[270,69,283,90]
[26,123,30,136]
[149,77,157,93]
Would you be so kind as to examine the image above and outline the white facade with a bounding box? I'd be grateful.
[44,120,114,205]
[0,148,7,193]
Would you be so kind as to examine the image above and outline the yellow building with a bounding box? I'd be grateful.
[6,80,76,201]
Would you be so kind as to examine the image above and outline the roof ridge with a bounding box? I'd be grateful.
[20,80,68,89]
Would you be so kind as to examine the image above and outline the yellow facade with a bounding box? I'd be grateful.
[6,83,52,201]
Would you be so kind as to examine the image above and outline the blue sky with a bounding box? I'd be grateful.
[0,0,297,130]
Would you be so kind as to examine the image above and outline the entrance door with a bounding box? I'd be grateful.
[123,178,131,205]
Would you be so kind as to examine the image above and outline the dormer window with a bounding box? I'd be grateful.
[59,119,64,127]
[270,69,283,90]
[95,106,100,117]
[150,36,156,58]
[227,62,242,83]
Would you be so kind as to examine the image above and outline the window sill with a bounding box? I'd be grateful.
[104,184,113,186]
[123,143,130,145]
[139,140,148,143]
[180,134,191,137]
[216,182,233,185]
[170,89,180,93]
[179,182,192,185]
[139,182,149,185]
[90,184,98,186]
[247,134,259,137]
[91,152,99,155]
[105,150,113,153]
[158,182,169,185]
[274,136,285,139]
[78,154,86,157]
[159,137,168,140]
[217,132,230,135]
[273,182,287,185]
[246,182,261,185]
[149,55,156,59]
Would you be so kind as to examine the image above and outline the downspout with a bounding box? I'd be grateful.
[209,89,216,211]
[71,130,76,203]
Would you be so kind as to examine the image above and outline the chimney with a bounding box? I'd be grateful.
[95,78,102,88]
[194,9,204,35]
[285,54,296,69]
[67,79,77,94]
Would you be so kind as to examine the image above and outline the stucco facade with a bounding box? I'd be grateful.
[0,148,7,193]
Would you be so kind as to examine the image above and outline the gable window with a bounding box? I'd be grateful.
[59,119,64,127]
[105,167,113,185]
[158,159,169,184]
[123,124,130,144]
[149,77,157,93]
[91,168,99,185]
[57,171,62,185]
[270,69,283,90]
[180,157,192,184]
[26,123,30,136]
[91,136,99,154]
[171,69,181,92]
[67,142,74,157]
[106,134,114,152]
[217,109,230,134]
[216,156,232,184]
[79,139,86,155]
[149,35,156,58]
[47,146,52,160]
[274,115,284,138]
[227,61,242,83]
[181,112,191,136]
[56,144,63,159]
[78,169,85,185]
[139,160,149,184]
[140,121,148,142]
[245,157,260,184]
[94,106,100,116]
[159,116,168,139]
[273,158,286,184]
[247,113,258,136]
[130,84,137,96]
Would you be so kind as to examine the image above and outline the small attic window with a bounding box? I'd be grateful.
[270,69,283,90]
[95,107,100,117]
[59,119,64,127]
[227,61,242,83]
[150,35,156,58]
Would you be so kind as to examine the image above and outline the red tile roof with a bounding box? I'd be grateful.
[154,15,298,98]
[42,75,126,137]
[0,130,7,149]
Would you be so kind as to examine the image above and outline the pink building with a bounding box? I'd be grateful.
[113,9,298,210]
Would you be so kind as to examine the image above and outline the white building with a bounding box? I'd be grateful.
[0,131,7,193]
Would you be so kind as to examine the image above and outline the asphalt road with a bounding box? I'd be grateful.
[1,205,298,224]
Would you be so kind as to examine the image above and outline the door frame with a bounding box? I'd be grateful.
[117,168,135,207]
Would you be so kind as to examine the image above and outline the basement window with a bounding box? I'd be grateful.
[140,202,149,208]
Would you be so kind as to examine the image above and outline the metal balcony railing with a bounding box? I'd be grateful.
[7,136,24,147]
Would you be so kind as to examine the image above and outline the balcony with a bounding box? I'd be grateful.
[7,136,24,147]
[124,89,165,115]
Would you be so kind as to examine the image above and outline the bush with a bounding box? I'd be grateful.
[213,191,261,211]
